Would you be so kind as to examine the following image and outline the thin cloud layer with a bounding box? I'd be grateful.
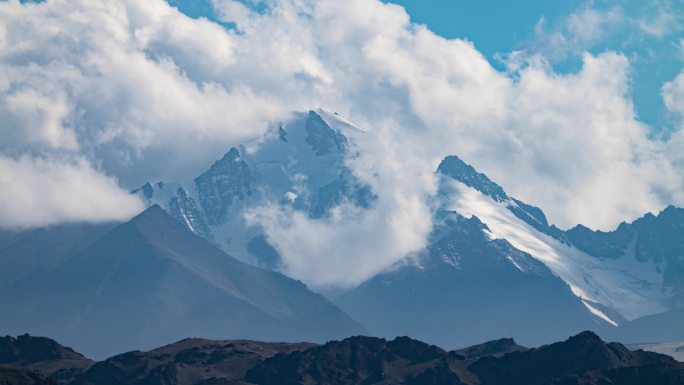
[0,0,683,285]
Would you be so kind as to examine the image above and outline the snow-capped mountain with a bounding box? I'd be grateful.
[336,208,608,348]
[131,109,684,344]
[135,109,374,268]
[436,155,679,325]
[337,153,684,346]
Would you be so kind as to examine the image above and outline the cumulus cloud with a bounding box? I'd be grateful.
[1,0,683,284]
[0,0,288,185]
[492,52,682,229]
[0,155,144,229]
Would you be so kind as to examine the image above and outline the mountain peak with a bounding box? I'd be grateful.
[437,155,508,202]
[566,330,604,345]
[125,204,178,232]
[316,108,368,133]
[304,110,349,156]
[0,334,89,365]
[454,337,527,362]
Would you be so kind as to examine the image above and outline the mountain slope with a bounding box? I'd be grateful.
[0,222,117,287]
[337,211,608,348]
[611,308,684,343]
[0,206,364,359]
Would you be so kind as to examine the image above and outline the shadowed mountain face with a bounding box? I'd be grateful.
[0,206,364,359]
[0,366,55,385]
[0,222,118,287]
[5,332,684,385]
[611,308,684,343]
[337,212,607,348]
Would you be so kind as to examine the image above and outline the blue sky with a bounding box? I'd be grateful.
[388,0,683,133]
[386,0,579,56]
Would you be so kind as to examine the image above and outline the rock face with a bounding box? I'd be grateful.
[612,308,684,343]
[244,336,473,385]
[0,334,93,384]
[245,332,684,385]
[137,109,374,268]
[71,339,315,385]
[469,331,684,385]
[0,206,364,359]
[453,338,527,363]
[5,332,684,385]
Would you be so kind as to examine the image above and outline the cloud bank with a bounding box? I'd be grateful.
[1,0,683,285]
[0,155,144,228]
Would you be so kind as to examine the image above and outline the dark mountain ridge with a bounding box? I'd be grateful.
[0,334,93,384]
[5,332,683,385]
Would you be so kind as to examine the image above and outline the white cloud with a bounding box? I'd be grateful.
[489,52,682,229]
[663,71,684,124]
[0,0,288,186]
[636,3,683,38]
[0,0,683,284]
[663,70,684,182]
[246,125,436,288]
[528,6,625,61]
[0,87,78,151]
[0,155,144,229]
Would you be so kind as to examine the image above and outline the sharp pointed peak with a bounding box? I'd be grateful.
[437,155,508,202]
[565,330,605,344]
[127,204,175,227]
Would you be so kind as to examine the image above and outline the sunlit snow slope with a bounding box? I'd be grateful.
[437,156,669,324]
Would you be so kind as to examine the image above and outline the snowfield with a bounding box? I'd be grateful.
[442,178,668,324]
